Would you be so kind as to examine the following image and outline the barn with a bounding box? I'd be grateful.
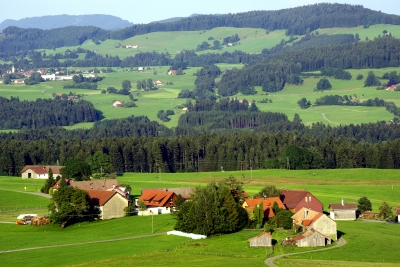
[248,232,273,247]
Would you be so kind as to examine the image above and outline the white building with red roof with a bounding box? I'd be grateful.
[138,189,176,215]
[21,165,64,179]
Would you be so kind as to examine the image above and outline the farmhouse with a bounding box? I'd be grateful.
[138,67,144,71]
[41,74,56,80]
[138,189,176,215]
[14,79,25,84]
[126,44,139,48]
[141,187,193,199]
[154,80,163,86]
[292,207,337,239]
[113,100,123,107]
[21,165,64,179]
[248,232,273,247]
[86,190,129,220]
[52,179,125,195]
[280,189,323,213]
[242,197,286,219]
[168,70,177,75]
[329,199,357,220]
[292,228,332,247]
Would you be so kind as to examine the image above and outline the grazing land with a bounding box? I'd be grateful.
[1,168,400,266]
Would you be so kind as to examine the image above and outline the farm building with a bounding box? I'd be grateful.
[53,179,121,192]
[396,206,400,222]
[280,189,323,213]
[248,232,273,247]
[138,189,176,215]
[168,70,177,75]
[292,228,331,247]
[86,190,129,220]
[329,199,357,220]
[141,187,193,199]
[242,197,286,219]
[21,165,64,179]
[292,208,337,239]
[112,100,123,107]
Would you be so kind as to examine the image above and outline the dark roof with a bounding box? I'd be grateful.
[280,190,321,208]
[73,179,119,191]
[329,203,357,210]
[21,165,64,175]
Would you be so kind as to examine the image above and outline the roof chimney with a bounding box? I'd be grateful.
[304,209,308,218]
[341,198,344,206]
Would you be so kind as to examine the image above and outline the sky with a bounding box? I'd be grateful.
[1,0,399,24]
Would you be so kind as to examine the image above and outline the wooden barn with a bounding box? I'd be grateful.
[292,228,331,247]
[329,199,357,220]
[248,232,273,247]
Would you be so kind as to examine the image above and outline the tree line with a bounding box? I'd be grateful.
[0,96,98,129]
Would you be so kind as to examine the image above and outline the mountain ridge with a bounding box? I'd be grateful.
[0,14,133,31]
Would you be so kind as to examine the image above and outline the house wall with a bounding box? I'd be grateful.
[331,209,356,220]
[294,193,323,213]
[310,215,337,239]
[21,169,61,179]
[249,235,272,247]
[297,232,330,247]
[101,194,129,220]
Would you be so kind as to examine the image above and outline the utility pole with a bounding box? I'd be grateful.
[250,159,253,181]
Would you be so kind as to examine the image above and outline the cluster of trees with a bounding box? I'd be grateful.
[315,78,332,91]
[157,110,174,122]
[24,72,44,85]
[0,96,98,129]
[178,65,221,100]
[320,67,352,80]
[63,74,104,90]
[136,79,156,90]
[106,80,132,95]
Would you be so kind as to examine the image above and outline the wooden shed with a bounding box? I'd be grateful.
[293,228,331,247]
[248,232,272,247]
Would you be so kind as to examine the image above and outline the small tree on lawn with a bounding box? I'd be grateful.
[316,78,332,90]
[379,202,393,219]
[138,200,147,216]
[357,196,372,213]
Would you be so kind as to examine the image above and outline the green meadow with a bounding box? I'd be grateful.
[1,168,400,266]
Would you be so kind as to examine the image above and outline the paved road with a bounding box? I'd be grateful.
[0,188,51,199]
[0,232,166,254]
[265,237,346,267]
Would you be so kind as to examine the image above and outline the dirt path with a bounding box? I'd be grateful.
[321,113,340,125]
[0,188,52,199]
[0,232,166,254]
[265,237,346,267]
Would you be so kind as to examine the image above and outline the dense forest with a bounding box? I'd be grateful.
[0,97,98,129]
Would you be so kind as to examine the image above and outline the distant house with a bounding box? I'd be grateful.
[396,206,400,222]
[113,100,123,107]
[138,189,176,215]
[138,67,144,71]
[242,197,286,219]
[280,190,323,213]
[292,228,331,247]
[292,207,337,239]
[154,80,163,86]
[14,79,25,84]
[21,165,64,179]
[329,199,357,220]
[227,43,233,46]
[86,190,129,220]
[41,74,56,80]
[126,44,139,48]
[168,70,177,75]
[248,232,273,247]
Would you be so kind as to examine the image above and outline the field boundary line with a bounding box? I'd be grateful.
[0,232,167,254]
[265,237,346,267]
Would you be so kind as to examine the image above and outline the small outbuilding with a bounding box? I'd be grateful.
[292,228,331,247]
[329,199,357,220]
[248,232,273,247]
[396,206,400,222]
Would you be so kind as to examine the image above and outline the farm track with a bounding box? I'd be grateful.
[265,237,347,267]
[0,232,167,254]
[0,188,52,199]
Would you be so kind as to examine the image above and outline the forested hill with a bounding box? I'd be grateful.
[2,3,400,55]
[110,3,400,39]
[0,14,132,31]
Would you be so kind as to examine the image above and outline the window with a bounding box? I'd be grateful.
[305,197,308,202]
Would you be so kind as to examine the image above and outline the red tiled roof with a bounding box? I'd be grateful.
[280,190,321,209]
[329,203,357,210]
[85,190,117,206]
[139,190,176,207]
[52,179,118,191]
[21,165,64,175]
